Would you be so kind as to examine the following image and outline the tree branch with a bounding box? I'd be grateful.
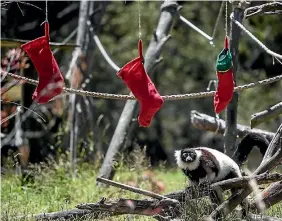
[244,2,282,19]
[251,102,282,128]
[190,110,275,141]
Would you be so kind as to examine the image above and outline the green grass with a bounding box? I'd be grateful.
[1,158,281,220]
[1,158,187,221]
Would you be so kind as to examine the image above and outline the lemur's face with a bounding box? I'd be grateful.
[181,149,197,163]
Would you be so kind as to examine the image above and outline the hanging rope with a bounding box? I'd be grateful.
[2,70,281,101]
[225,1,228,36]
[45,0,48,21]
[137,0,142,39]
[211,1,225,42]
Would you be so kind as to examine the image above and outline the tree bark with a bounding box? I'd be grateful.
[98,0,180,181]
[190,110,275,141]
[224,5,245,157]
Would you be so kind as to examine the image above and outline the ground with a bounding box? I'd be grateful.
[1,158,282,221]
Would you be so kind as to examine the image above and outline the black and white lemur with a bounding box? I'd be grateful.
[175,133,270,184]
[174,133,270,217]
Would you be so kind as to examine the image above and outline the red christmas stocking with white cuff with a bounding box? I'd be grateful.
[21,22,64,104]
[117,40,164,127]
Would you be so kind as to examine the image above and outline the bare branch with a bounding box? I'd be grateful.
[190,110,275,141]
[231,13,282,60]
[251,102,282,128]
[87,20,120,72]
[96,177,176,201]
[244,2,282,19]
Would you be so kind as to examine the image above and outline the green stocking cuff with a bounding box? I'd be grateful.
[216,49,233,72]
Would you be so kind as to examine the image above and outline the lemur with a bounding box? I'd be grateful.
[174,147,242,185]
[174,133,270,218]
[174,133,270,184]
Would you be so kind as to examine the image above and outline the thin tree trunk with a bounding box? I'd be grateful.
[66,1,91,175]
[224,5,245,156]
[98,0,180,181]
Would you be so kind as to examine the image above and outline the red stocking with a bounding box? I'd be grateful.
[117,40,164,127]
[214,37,235,114]
[21,22,64,104]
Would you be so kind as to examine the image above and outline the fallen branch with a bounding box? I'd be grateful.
[251,102,282,128]
[96,177,175,201]
[0,38,79,49]
[77,198,181,219]
[190,110,275,141]
[244,2,282,19]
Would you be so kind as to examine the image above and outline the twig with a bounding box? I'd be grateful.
[231,13,282,60]
[0,38,79,49]
[2,70,282,101]
[190,110,275,141]
[87,20,120,72]
[244,2,282,19]
[251,102,282,128]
